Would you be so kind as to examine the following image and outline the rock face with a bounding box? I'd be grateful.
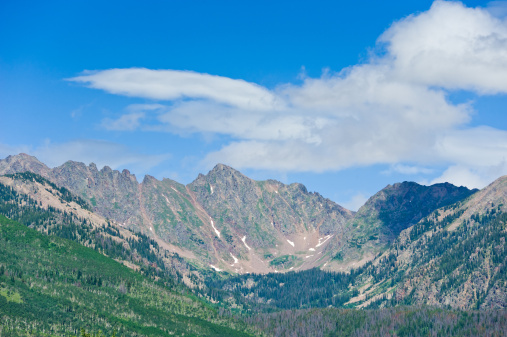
[189,164,353,245]
[187,164,354,272]
[0,154,354,273]
[51,161,141,224]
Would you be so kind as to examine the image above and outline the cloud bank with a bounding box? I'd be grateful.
[68,1,507,189]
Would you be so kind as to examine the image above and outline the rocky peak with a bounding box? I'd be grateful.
[142,174,158,185]
[288,182,308,194]
[100,165,114,174]
[0,153,51,177]
[89,163,99,172]
[354,181,478,239]
[56,160,88,172]
[190,164,254,196]
[206,163,248,181]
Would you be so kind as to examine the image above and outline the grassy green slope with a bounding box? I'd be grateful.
[0,215,254,337]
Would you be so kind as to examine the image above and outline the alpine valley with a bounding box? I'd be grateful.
[1,153,506,336]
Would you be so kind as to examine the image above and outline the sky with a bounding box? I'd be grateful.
[2,0,507,211]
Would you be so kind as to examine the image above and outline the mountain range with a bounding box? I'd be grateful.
[0,154,476,275]
[1,153,507,336]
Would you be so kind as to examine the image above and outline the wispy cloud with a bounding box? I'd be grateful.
[383,164,435,175]
[68,1,507,189]
[68,68,284,111]
[100,104,168,131]
[101,112,146,131]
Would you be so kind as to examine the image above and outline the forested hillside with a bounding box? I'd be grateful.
[0,215,256,336]
[0,172,191,282]
[246,306,507,337]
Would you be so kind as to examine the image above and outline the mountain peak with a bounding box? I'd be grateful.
[354,180,477,239]
[210,163,239,173]
[0,153,50,177]
[5,153,43,163]
[197,163,249,183]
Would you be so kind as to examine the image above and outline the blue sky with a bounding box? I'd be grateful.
[2,0,507,210]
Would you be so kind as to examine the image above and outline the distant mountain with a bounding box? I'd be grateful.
[0,154,355,273]
[0,153,51,177]
[322,181,478,271]
[353,181,478,239]
[187,164,353,272]
[0,154,479,275]
[343,176,507,310]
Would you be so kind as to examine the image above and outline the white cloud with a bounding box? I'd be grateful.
[69,1,507,190]
[101,112,145,131]
[68,68,283,111]
[0,139,171,178]
[202,70,471,171]
[429,165,497,189]
[427,126,507,188]
[383,164,435,175]
[382,1,507,94]
[101,104,168,131]
[158,101,328,144]
[435,126,507,167]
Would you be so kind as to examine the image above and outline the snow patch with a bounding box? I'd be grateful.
[308,248,315,252]
[163,194,170,204]
[210,184,214,194]
[275,191,278,194]
[241,236,251,250]
[171,186,178,192]
[304,237,306,240]
[305,255,314,258]
[290,267,294,270]
[316,235,333,248]
[230,253,238,265]
[210,265,222,272]
[210,218,220,237]
[149,227,152,231]
[286,239,295,247]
